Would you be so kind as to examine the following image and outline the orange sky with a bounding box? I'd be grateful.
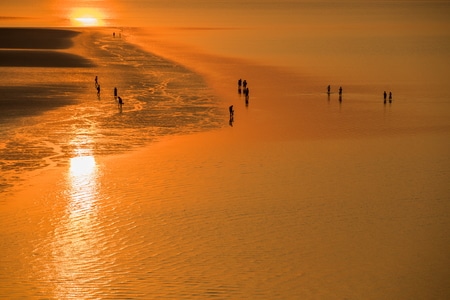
[1,0,449,31]
[0,0,121,27]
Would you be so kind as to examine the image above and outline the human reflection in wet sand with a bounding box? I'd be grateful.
[118,96,123,113]
[229,116,234,126]
[229,105,234,126]
[97,85,101,99]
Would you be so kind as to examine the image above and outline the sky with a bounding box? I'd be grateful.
[1,0,450,30]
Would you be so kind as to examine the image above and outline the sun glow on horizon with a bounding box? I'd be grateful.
[70,7,105,26]
[74,16,98,26]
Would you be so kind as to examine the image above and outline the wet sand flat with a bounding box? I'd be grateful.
[0,50,93,67]
[0,28,79,49]
[1,25,450,299]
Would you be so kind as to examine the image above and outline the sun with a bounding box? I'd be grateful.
[70,7,104,26]
[74,16,98,26]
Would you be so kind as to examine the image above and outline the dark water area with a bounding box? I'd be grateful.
[0,51,94,67]
[0,85,78,120]
[0,29,225,191]
[0,28,79,49]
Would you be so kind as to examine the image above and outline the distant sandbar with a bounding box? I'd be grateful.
[0,28,79,49]
[0,28,94,67]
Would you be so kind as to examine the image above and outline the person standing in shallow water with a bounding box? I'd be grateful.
[384,91,387,103]
[389,92,392,103]
[114,87,118,99]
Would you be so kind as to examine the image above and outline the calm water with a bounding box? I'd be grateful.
[118,0,450,86]
[1,1,450,299]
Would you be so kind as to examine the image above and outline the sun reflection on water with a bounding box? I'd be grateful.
[68,155,98,217]
[70,155,96,179]
[46,155,102,299]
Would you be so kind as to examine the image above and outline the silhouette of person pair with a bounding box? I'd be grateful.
[383,91,392,104]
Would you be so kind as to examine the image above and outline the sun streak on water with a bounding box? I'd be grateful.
[43,155,103,299]
[68,155,97,217]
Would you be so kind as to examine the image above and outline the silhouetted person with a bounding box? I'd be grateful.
[389,92,392,103]
[113,32,115,38]
[97,85,101,96]
[114,87,118,99]
[327,85,331,94]
[243,80,247,89]
[339,86,342,96]
[238,79,242,88]
[118,96,123,107]
[384,91,387,103]
[95,76,98,87]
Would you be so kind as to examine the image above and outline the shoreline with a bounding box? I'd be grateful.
[3,26,450,192]
[2,26,449,193]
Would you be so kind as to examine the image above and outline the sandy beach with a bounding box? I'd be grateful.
[1,24,450,299]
